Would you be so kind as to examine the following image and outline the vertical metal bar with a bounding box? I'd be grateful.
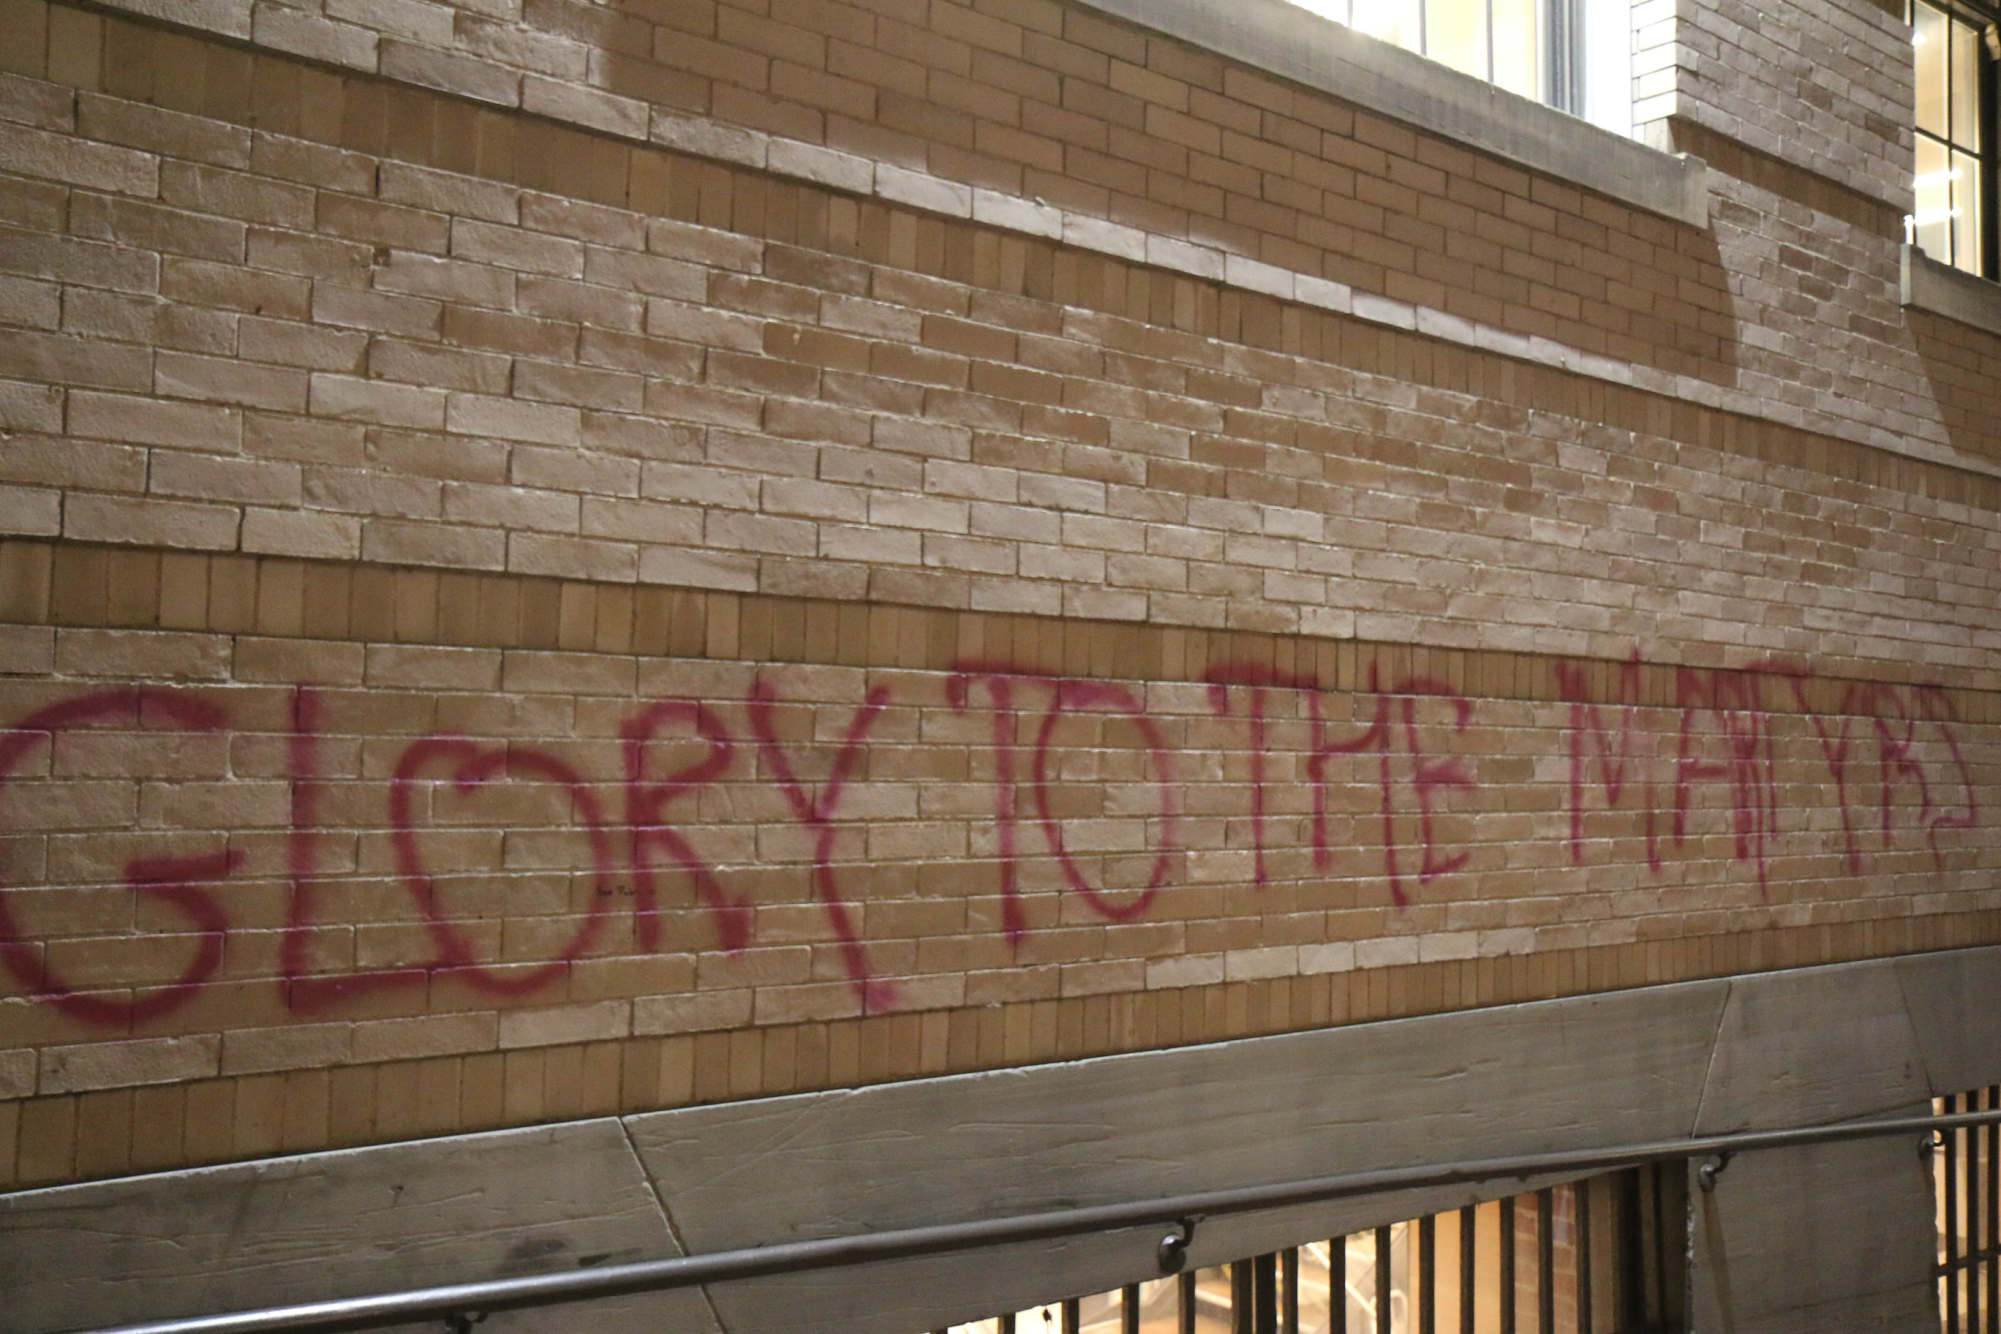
[1235,1261,1256,1334]
[1536,1188,1554,1334]
[1419,1215,1436,1334]
[1575,1181,1593,1334]
[1064,1298,1082,1334]
[1001,1317,1017,1334]
[1459,1206,1476,1334]
[1283,1247,1300,1334]
[1614,1169,1642,1331]
[1180,1270,1197,1334]
[1121,1285,1140,1334]
[1975,1094,1986,1334]
[1331,1239,1348,1334]
[1968,1091,1979,1334]
[1976,1088,1992,1334]
[1255,1254,1279,1334]
[1647,1163,1665,1323]
[1984,9,2001,279]
[1500,1198,1516,1334]
[1377,1226,1394,1334]
[1952,1094,1965,1334]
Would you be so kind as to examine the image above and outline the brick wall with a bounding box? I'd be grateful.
[1910,308,2001,467]
[3,0,2000,1189]
[1,13,1997,656]
[1,540,1998,1186]
[1636,0,1913,211]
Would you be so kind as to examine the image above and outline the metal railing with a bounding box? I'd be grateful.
[59,1106,2001,1334]
[953,1165,1682,1334]
[1940,1087,2001,1334]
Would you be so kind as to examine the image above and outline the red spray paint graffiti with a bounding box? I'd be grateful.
[1203,664,1319,888]
[390,736,618,996]
[1557,656,1982,889]
[1031,676,1179,923]
[745,676,894,1013]
[1557,654,1661,872]
[622,699,747,953]
[949,664,1183,941]
[0,689,238,1024]
[0,651,1984,1030]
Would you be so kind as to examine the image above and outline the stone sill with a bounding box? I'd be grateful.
[1070,0,1710,229]
[1903,244,2001,338]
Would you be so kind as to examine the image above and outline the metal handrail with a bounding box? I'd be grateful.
[60,1106,2001,1334]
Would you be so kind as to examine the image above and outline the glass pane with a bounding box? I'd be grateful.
[1915,134,1953,261]
[1490,0,1539,98]
[1425,0,1489,79]
[1352,0,1423,52]
[1952,16,1982,150]
[1954,148,1984,274]
[1915,1,1949,138]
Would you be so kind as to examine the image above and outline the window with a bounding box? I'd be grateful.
[1285,0,1577,108]
[1911,0,1997,278]
[1275,0,1635,136]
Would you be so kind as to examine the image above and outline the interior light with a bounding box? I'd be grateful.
[1914,169,1964,187]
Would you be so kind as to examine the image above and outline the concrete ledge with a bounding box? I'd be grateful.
[9,946,1995,1334]
[1068,0,1709,228]
[1903,243,2001,338]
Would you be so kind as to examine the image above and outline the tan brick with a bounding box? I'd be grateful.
[160,258,310,319]
[68,391,242,451]
[76,94,251,168]
[360,517,507,568]
[239,506,362,558]
[0,376,62,432]
[349,1012,499,1063]
[54,628,231,678]
[250,4,379,69]
[365,643,504,689]
[39,1035,221,1094]
[496,999,632,1049]
[0,119,157,195]
[0,1046,33,1100]
[378,161,519,223]
[156,352,308,412]
[149,451,301,506]
[445,392,580,445]
[220,1023,353,1075]
[160,163,315,229]
[64,493,239,549]
[507,531,638,581]
[378,38,521,106]
[0,484,60,535]
[309,373,447,428]
[238,317,369,373]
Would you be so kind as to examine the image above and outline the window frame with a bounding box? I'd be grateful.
[1910,0,2001,280]
[1279,0,1587,114]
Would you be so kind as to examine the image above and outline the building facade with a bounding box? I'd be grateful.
[0,0,1997,1325]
